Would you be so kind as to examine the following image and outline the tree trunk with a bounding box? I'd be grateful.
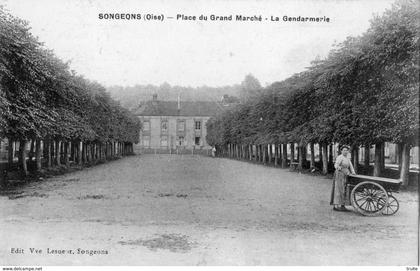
[328,144,333,166]
[17,141,22,169]
[236,144,239,159]
[364,145,370,168]
[85,143,89,162]
[298,145,304,170]
[290,143,295,162]
[352,146,359,173]
[87,143,92,162]
[29,139,35,162]
[282,144,287,168]
[112,142,117,157]
[19,140,28,176]
[70,142,74,162]
[78,141,83,165]
[263,145,266,164]
[46,138,52,169]
[55,140,61,166]
[322,143,328,174]
[254,145,258,162]
[232,144,234,158]
[88,142,95,162]
[233,144,235,158]
[380,142,386,172]
[35,139,42,171]
[274,144,278,166]
[64,142,69,166]
[82,142,87,163]
[256,145,259,162]
[380,143,385,171]
[231,144,234,158]
[310,142,315,169]
[373,142,383,177]
[7,138,14,168]
[400,143,411,187]
[319,143,323,163]
[109,142,112,158]
[99,144,102,160]
[398,143,403,172]
[50,140,55,165]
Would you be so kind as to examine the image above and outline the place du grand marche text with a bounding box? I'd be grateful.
[98,13,331,23]
[175,14,330,22]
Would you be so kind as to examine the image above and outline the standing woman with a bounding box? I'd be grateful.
[330,145,356,211]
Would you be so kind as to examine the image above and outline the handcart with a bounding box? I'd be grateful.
[346,174,401,216]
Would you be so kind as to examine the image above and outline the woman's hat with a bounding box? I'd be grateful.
[340,145,350,151]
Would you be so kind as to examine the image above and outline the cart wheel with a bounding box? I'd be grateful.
[379,195,399,216]
[350,181,388,216]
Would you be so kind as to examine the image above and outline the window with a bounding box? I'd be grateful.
[142,136,150,147]
[161,120,168,132]
[143,120,150,131]
[195,121,201,130]
[195,137,201,146]
[161,136,168,147]
[177,136,184,146]
[177,120,185,131]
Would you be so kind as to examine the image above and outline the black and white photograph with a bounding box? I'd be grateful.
[0,0,419,268]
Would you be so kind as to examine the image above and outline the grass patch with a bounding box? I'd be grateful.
[119,234,196,253]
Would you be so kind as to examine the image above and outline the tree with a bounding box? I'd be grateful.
[239,74,263,102]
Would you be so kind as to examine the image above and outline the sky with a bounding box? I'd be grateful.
[1,0,395,88]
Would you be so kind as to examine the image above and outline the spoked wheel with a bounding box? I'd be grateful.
[379,195,399,216]
[350,181,388,216]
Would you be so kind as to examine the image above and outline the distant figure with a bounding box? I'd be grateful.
[330,145,356,212]
[211,146,216,157]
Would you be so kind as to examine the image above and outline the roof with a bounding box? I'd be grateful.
[132,100,225,117]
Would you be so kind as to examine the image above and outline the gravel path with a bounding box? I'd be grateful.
[0,154,418,265]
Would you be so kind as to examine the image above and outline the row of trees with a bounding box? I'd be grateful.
[0,8,141,177]
[206,0,419,185]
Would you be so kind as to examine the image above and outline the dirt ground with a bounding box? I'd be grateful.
[0,154,418,266]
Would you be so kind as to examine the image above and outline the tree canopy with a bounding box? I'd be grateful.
[207,0,419,148]
[0,7,141,144]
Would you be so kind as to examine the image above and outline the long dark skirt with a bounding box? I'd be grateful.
[330,170,349,205]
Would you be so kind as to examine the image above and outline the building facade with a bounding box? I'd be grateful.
[132,95,223,154]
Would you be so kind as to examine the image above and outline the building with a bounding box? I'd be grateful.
[132,94,224,154]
